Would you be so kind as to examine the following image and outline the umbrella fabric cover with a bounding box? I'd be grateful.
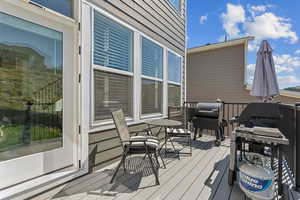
[251,40,279,100]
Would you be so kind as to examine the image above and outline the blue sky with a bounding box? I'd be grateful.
[187,0,300,89]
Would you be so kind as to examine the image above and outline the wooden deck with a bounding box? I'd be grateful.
[30,136,249,200]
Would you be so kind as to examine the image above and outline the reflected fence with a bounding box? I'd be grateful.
[0,78,62,148]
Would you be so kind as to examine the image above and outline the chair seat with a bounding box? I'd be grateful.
[166,128,191,136]
[127,136,159,149]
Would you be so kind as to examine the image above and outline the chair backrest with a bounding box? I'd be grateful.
[168,106,188,128]
[111,109,130,148]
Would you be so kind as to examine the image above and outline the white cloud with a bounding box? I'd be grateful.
[221,4,246,38]
[247,64,256,71]
[219,4,298,44]
[250,5,267,14]
[295,49,300,55]
[200,15,208,24]
[273,54,300,68]
[247,40,260,51]
[275,65,294,73]
[247,58,296,74]
[245,12,298,44]
[277,75,300,85]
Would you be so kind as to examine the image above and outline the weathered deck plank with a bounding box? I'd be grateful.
[30,136,249,200]
[169,146,229,200]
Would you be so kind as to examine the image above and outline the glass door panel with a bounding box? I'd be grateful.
[0,2,76,189]
[0,12,63,162]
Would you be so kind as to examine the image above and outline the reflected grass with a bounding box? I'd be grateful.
[0,125,61,151]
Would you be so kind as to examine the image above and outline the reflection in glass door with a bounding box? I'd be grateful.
[0,12,63,161]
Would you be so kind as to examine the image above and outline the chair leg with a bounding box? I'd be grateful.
[123,156,127,174]
[110,149,128,184]
[189,135,192,156]
[169,137,177,152]
[158,151,166,169]
[154,152,160,168]
[147,152,159,185]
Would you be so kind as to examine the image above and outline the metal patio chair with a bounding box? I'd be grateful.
[110,109,165,185]
[167,106,192,156]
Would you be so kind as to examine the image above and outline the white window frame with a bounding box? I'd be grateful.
[91,8,135,126]
[167,49,183,107]
[140,36,164,118]
[84,1,184,130]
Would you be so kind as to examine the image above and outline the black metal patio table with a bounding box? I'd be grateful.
[145,119,182,155]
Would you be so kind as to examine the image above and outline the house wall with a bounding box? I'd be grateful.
[186,44,300,104]
[87,0,187,171]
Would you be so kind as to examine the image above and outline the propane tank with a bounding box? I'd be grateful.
[239,153,275,200]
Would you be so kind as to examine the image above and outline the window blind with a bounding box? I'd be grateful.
[168,84,181,106]
[142,79,162,114]
[94,70,133,121]
[94,11,133,72]
[142,37,163,79]
[168,51,181,83]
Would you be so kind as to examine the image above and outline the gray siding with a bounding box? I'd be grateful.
[87,0,186,171]
[186,44,299,104]
[89,124,164,171]
[89,0,186,55]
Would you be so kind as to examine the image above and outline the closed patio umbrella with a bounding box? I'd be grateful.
[250,40,279,101]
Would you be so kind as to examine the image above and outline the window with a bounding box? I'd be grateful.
[168,84,181,106]
[94,11,133,72]
[142,37,163,79]
[94,70,133,121]
[93,11,134,121]
[168,0,180,11]
[30,0,73,18]
[141,37,163,115]
[89,6,184,127]
[142,79,163,115]
[168,51,182,106]
[168,51,181,83]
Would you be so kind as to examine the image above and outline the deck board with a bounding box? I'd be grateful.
[31,136,249,200]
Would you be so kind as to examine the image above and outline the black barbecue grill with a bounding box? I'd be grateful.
[188,101,226,146]
[231,102,281,128]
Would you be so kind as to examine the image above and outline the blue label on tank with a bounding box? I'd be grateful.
[240,172,272,192]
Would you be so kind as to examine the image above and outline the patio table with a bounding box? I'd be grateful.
[145,119,182,155]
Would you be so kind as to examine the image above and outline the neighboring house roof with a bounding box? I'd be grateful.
[187,36,255,54]
[246,85,300,99]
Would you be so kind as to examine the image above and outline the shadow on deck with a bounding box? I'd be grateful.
[30,136,248,200]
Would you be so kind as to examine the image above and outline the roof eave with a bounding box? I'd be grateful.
[187,36,255,54]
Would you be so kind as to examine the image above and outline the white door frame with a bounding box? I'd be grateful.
[0,0,89,199]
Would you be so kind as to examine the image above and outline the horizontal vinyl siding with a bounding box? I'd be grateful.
[186,44,299,104]
[89,0,186,56]
[187,44,252,102]
[89,123,164,171]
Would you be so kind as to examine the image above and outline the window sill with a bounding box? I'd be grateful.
[140,113,163,120]
[89,114,166,133]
